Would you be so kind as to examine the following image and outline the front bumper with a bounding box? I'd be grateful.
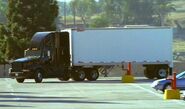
[9,68,31,78]
[151,81,164,91]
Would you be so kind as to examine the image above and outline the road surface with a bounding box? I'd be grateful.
[0,77,185,109]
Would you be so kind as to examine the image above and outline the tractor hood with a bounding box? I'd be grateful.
[14,56,39,63]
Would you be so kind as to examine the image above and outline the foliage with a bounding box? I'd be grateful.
[0,0,59,60]
[65,0,176,27]
[70,0,97,26]
[7,0,59,39]
[100,0,126,26]
[0,0,7,23]
[0,24,7,63]
[153,0,176,26]
[90,14,109,28]
[5,36,29,59]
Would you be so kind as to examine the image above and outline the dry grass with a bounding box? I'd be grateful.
[173,39,185,52]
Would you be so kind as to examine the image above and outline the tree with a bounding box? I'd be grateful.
[0,24,9,63]
[90,13,109,28]
[100,0,127,26]
[0,0,7,23]
[70,0,97,27]
[4,0,59,59]
[125,0,155,25]
[153,0,175,26]
[7,0,59,39]
[99,0,155,26]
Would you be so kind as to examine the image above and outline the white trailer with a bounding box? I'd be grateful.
[9,27,173,83]
[62,27,173,79]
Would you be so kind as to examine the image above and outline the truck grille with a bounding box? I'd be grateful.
[11,62,23,72]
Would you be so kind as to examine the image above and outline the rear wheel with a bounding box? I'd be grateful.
[16,78,25,83]
[72,70,86,81]
[156,68,168,79]
[144,65,169,79]
[86,69,99,81]
[34,69,43,83]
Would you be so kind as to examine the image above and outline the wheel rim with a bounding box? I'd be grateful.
[37,72,42,80]
[158,69,167,78]
[79,70,85,79]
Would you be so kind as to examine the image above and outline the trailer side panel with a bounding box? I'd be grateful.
[71,28,173,66]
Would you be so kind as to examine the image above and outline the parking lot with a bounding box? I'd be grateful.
[0,77,185,109]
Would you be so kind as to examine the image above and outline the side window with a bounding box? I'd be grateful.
[43,34,54,59]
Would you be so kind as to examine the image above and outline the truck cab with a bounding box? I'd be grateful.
[9,32,71,83]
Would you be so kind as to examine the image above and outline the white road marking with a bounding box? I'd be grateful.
[5,78,21,100]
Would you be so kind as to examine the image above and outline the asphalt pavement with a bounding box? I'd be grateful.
[0,77,185,109]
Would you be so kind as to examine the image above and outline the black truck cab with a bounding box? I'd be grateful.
[9,32,71,83]
[9,31,99,83]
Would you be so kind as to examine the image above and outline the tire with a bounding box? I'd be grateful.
[86,69,99,81]
[16,78,25,83]
[72,70,86,81]
[144,69,155,79]
[162,83,171,93]
[156,69,168,79]
[58,73,70,81]
[34,69,43,83]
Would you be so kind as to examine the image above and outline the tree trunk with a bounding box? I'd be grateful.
[81,16,86,28]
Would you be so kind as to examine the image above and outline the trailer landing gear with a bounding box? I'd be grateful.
[122,62,135,83]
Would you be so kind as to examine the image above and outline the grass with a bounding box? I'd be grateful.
[173,39,185,53]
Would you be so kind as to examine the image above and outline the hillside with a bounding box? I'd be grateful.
[169,0,185,27]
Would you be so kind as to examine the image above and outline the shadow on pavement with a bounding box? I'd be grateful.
[0,104,33,108]
[24,78,155,84]
[0,92,36,94]
[0,93,118,104]
[0,99,118,104]
[0,95,85,99]
[24,80,122,84]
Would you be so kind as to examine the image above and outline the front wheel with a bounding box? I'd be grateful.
[34,69,43,83]
[16,78,25,83]
[86,69,99,81]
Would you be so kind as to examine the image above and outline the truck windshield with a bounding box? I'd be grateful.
[24,50,41,58]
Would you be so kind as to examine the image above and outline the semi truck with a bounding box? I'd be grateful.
[9,27,173,83]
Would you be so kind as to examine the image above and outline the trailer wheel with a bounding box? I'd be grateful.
[16,78,25,83]
[34,69,43,83]
[144,69,155,79]
[156,69,168,79]
[86,69,99,81]
[72,70,86,81]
